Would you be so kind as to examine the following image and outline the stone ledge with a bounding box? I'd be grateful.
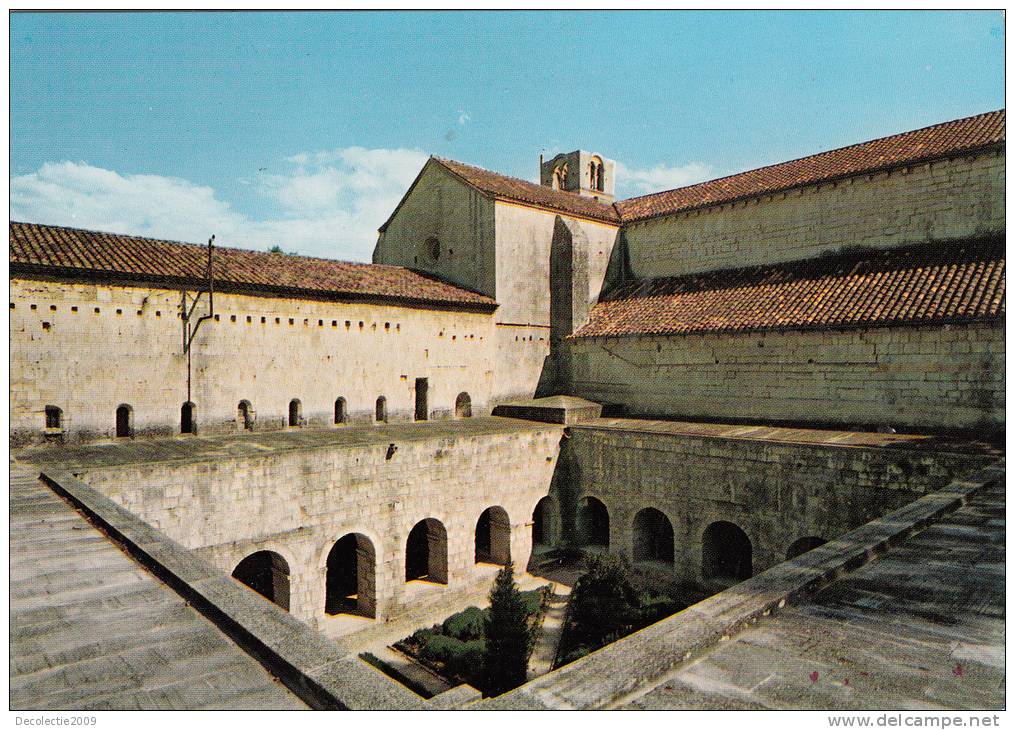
[38,469,428,711]
[479,459,1004,710]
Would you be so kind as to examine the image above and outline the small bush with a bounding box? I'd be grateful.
[419,634,485,679]
[442,606,486,641]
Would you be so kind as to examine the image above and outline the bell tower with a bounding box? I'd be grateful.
[540,150,616,204]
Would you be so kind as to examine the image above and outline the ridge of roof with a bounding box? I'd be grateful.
[429,156,622,225]
[10,221,497,310]
[615,109,1005,222]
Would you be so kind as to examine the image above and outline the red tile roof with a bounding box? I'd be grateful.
[573,238,1004,338]
[616,110,1005,222]
[431,157,621,225]
[9,222,497,310]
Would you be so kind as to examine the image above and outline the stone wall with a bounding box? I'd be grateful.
[566,323,1004,434]
[557,423,992,587]
[621,149,1004,280]
[10,277,497,446]
[57,421,563,629]
[492,203,619,402]
[373,161,497,298]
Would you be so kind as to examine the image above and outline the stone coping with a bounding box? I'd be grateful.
[20,417,563,471]
[38,469,428,711]
[493,396,603,425]
[479,459,1004,710]
[574,418,1000,456]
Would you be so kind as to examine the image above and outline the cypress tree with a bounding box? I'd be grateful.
[482,563,533,697]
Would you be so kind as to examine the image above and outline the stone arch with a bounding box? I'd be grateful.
[405,518,448,584]
[475,506,511,565]
[532,495,559,548]
[180,401,195,434]
[115,404,133,438]
[375,396,387,423]
[577,495,609,548]
[632,507,674,564]
[237,400,254,431]
[455,392,472,418]
[786,535,827,560]
[288,399,302,427]
[45,405,63,429]
[232,550,290,611]
[702,521,752,581]
[334,397,347,425]
[325,533,376,618]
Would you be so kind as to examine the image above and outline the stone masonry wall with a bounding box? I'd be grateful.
[567,323,1004,434]
[373,161,498,299]
[10,278,496,446]
[61,422,563,630]
[622,149,1004,280]
[559,424,992,587]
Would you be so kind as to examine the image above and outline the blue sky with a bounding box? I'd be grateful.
[10,10,1005,261]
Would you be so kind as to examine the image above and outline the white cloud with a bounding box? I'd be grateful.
[10,147,429,262]
[614,160,712,197]
[457,111,471,126]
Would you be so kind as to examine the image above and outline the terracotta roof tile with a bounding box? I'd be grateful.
[574,239,1004,338]
[431,157,621,225]
[9,222,497,310]
[616,110,1005,222]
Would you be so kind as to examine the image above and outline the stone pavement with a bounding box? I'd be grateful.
[9,467,307,710]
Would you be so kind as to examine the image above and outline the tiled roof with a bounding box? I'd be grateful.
[616,110,1006,222]
[573,238,1004,338]
[9,222,497,310]
[430,157,621,225]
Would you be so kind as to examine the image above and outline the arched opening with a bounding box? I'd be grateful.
[288,399,302,427]
[633,507,674,564]
[532,496,559,548]
[231,551,290,611]
[325,533,376,618]
[115,404,133,438]
[334,397,347,425]
[577,496,609,548]
[455,392,472,418]
[702,521,752,582]
[180,401,195,434]
[475,506,511,565]
[237,400,254,431]
[375,396,387,424]
[786,536,827,560]
[405,518,448,584]
[45,405,63,429]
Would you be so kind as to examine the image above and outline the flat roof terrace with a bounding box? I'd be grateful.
[9,467,308,710]
[576,417,1001,456]
[14,416,562,470]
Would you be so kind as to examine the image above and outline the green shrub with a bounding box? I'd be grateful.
[419,634,485,679]
[442,606,486,641]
